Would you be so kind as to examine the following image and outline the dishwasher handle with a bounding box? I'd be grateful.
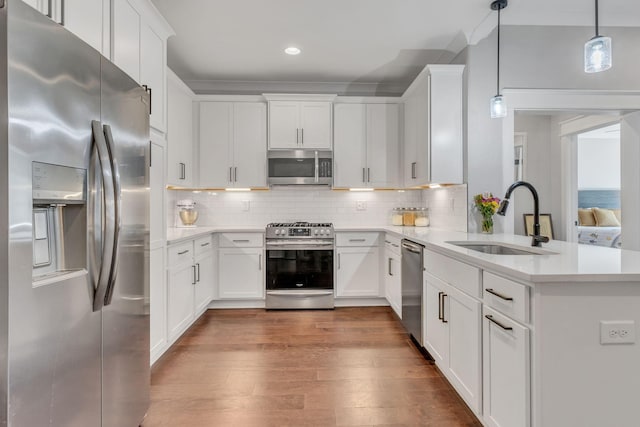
[401,240,423,254]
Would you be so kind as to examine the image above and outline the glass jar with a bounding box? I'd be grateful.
[391,208,404,226]
[403,208,416,226]
[415,208,430,227]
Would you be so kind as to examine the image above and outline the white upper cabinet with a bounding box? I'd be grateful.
[24,0,110,57]
[266,95,335,150]
[166,70,194,187]
[112,0,174,133]
[334,102,399,188]
[403,65,464,187]
[199,101,267,188]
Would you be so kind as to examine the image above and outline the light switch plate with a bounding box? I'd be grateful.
[600,320,636,344]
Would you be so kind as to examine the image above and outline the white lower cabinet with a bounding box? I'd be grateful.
[166,236,215,344]
[483,306,530,427]
[384,235,402,317]
[336,233,381,298]
[424,272,482,413]
[217,233,264,300]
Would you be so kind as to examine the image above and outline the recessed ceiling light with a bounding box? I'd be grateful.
[284,47,301,55]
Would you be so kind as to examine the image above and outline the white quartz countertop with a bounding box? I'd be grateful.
[167,225,640,283]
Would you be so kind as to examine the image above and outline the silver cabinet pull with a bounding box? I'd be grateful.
[367,168,371,182]
[142,85,152,115]
[296,128,299,145]
[485,314,513,331]
[301,128,304,145]
[233,239,250,243]
[485,288,514,301]
[229,167,233,182]
[196,263,200,282]
[200,242,210,247]
[234,167,238,182]
[438,291,444,321]
[59,0,65,25]
[192,265,197,285]
[362,168,366,183]
[179,162,186,180]
[388,258,392,276]
[349,238,366,242]
[178,250,189,255]
[411,162,417,179]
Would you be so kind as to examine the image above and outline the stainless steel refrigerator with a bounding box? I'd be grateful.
[1,1,150,425]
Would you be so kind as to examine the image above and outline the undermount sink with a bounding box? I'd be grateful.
[446,241,556,256]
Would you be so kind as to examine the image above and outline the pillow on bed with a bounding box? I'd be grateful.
[593,207,621,227]
[612,209,622,223]
[578,208,596,226]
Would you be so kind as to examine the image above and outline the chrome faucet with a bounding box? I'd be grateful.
[496,181,550,247]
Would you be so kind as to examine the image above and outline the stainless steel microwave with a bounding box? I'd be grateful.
[268,150,332,186]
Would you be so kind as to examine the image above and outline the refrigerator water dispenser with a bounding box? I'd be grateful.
[32,162,87,285]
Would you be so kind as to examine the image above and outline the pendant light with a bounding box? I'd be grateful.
[490,0,508,119]
[584,0,612,73]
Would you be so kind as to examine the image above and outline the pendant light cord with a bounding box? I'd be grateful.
[496,6,501,95]
[594,0,600,36]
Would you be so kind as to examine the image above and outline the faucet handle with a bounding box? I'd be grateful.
[531,235,550,247]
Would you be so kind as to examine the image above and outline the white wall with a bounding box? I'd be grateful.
[465,25,640,233]
[577,137,620,189]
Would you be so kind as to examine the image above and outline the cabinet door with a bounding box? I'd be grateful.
[218,249,264,299]
[333,104,366,188]
[141,24,166,132]
[233,103,267,188]
[336,247,380,297]
[414,76,430,184]
[149,137,165,247]
[403,95,417,187]
[167,262,196,342]
[194,252,214,314]
[150,247,166,363]
[367,104,399,187]
[483,307,530,427]
[63,0,105,54]
[384,247,402,318]
[199,102,233,187]
[269,102,299,149]
[300,102,332,149]
[423,274,449,365]
[112,0,141,82]
[447,285,482,414]
[167,75,194,186]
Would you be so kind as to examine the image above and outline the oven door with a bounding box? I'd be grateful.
[265,245,334,309]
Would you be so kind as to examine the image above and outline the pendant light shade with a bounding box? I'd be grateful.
[490,0,507,119]
[584,0,612,73]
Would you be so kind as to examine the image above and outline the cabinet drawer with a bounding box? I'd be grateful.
[483,272,529,324]
[194,235,213,256]
[219,233,263,248]
[424,249,481,298]
[336,232,380,247]
[384,234,402,255]
[168,241,193,267]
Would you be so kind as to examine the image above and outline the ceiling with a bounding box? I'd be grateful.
[151,0,640,95]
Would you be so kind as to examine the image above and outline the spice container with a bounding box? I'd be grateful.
[415,208,430,227]
[403,208,417,226]
[391,208,404,226]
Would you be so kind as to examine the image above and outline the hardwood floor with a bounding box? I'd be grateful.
[144,307,482,426]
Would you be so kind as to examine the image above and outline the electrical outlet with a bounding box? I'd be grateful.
[356,200,366,211]
[600,321,636,344]
[242,200,250,211]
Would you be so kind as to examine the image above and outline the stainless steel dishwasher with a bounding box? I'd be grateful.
[401,239,424,346]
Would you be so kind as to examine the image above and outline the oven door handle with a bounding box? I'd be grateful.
[267,290,334,297]
[266,242,334,248]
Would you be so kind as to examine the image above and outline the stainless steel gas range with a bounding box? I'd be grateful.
[265,222,335,309]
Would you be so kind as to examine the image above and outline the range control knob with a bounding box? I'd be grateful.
[281,229,287,235]
[314,229,319,235]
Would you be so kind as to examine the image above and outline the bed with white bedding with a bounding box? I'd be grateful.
[577,226,622,248]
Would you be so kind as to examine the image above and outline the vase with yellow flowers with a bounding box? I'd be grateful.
[473,193,501,234]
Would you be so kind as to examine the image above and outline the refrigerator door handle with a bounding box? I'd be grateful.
[91,120,116,312]
[102,124,122,307]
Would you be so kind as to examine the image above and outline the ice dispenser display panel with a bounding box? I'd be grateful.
[32,162,87,285]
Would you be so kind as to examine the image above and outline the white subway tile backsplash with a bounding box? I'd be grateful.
[167,184,468,231]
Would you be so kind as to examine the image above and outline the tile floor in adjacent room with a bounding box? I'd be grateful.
[144,307,482,426]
